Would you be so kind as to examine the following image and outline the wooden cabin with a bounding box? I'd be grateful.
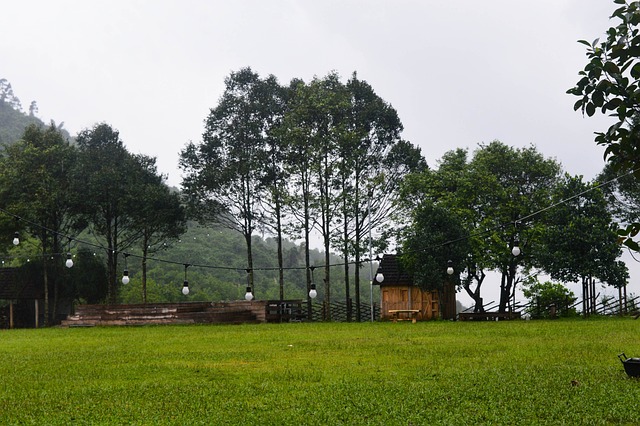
[373,254,457,321]
[0,267,44,328]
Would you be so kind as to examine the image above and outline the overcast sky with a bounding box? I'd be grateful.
[2,1,634,303]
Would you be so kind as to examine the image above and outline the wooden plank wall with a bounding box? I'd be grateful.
[381,286,440,321]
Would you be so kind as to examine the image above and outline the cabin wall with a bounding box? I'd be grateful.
[380,286,440,320]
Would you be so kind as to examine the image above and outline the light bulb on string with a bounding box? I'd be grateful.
[181,264,190,295]
[245,286,254,301]
[512,238,521,257]
[122,253,130,284]
[12,232,19,246]
[65,238,73,268]
[309,283,317,299]
[309,266,317,299]
[446,260,454,275]
[374,256,384,283]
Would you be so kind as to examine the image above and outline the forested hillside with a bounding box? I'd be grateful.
[118,223,368,304]
[0,78,71,146]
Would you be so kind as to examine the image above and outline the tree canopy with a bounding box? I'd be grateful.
[568,0,640,250]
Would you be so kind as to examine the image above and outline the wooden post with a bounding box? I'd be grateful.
[9,300,14,329]
[35,299,39,328]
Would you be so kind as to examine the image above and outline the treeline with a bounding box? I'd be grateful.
[0,70,416,324]
[395,143,631,315]
[1,66,635,325]
[0,121,186,324]
[179,68,426,321]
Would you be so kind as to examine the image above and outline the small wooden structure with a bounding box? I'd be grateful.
[0,268,43,328]
[374,254,456,321]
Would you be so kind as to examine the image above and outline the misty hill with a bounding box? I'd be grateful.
[118,223,357,304]
[0,78,72,146]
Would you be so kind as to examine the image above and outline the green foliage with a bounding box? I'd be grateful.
[69,248,109,304]
[522,280,577,318]
[400,202,469,291]
[118,224,362,304]
[535,174,628,288]
[568,0,640,249]
[397,142,562,311]
[1,320,640,424]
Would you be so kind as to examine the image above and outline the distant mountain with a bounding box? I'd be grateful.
[0,78,72,146]
[0,100,42,146]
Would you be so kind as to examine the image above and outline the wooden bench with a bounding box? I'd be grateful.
[388,309,420,323]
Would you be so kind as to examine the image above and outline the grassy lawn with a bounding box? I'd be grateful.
[1,318,639,425]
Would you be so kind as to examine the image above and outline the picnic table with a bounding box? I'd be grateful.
[388,309,420,323]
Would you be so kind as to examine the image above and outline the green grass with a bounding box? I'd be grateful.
[1,319,640,425]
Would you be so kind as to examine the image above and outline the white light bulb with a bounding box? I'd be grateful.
[182,281,189,295]
[309,288,317,299]
[447,266,454,275]
[12,233,19,246]
[65,254,73,268]
[512,246,521,257]
[375,272,384,283]
[122,272,130,285]
[245,291,253,301]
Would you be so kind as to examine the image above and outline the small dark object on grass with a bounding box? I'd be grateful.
[618,353,640,378]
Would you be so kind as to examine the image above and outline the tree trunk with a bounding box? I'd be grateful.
[245,232,254,296]
[43,252,49,326]
[342,195,351,322]
[275,198,284,301]
[142,238,149,304]
[464,270,485,313]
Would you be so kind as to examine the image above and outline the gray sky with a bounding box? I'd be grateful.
[3,1,615,186]
[3,1,634,303]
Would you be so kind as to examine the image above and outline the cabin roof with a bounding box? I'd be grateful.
[373,253,413,287]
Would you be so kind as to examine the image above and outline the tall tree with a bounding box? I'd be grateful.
[74,123,140,304]
[0,123,77,324]
[127,154,187,303]
[180,68,280,296]
[397,142,561,313]
[280,78,321,318]
[337,73,422,321]
[535,174,628,315]
[255,76,289,301]
[468,142,561,312]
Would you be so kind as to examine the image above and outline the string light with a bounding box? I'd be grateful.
[0,167,635,297]
[446,260,454,275]
[182,264,190,295]
[65,238,73,268]
[512,238,521,257]
[309,266,317,299]
[244,269,253,301]
[121,253,130,284]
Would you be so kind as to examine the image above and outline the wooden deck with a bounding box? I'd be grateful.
[457,311,521,321]
[61,300,303,327]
